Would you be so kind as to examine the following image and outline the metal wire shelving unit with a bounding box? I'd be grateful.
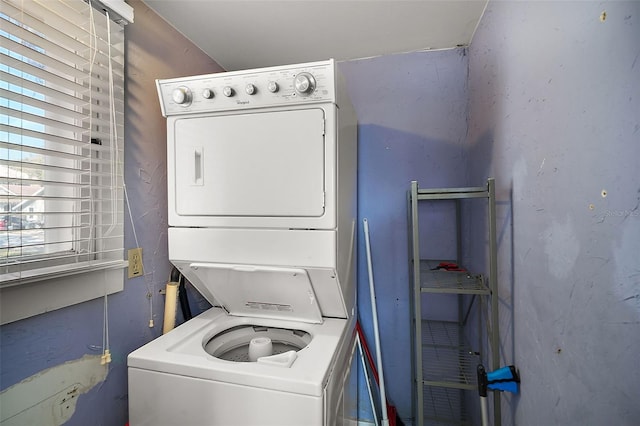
[409,179,500,426]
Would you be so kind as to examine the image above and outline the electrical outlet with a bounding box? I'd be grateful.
[128,247,143,278]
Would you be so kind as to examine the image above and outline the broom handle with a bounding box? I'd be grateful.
[363,218,390,426]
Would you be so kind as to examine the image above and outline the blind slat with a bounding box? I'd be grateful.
[1,0,89,54]
[2,0,126,58]
[0,35,89,81]
[0,159,121,179]
[0,0,126,278]
[1,241,125,255]
[0,141,116,165]
[1,18,90,74]
[1,70,87,108]
[7,0,117,51]
[0,53,88,95]
[1,105,85,134]
[0,177,122,191]
[0,124,116,153]
[0,88,86,122]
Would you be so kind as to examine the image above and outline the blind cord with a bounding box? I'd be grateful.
[89,2,110,366]
[105,11,118,237]
[103,11,155,329]
[123,180,155,328]
[87,0,98,254]
[88,6,154,351]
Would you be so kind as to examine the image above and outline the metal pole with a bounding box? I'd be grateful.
[480,396,490,426]
[363,218,390,426]
[410,182,423,425]
[487,178,501,425]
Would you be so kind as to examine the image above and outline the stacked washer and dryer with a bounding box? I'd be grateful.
[127,60,358,425]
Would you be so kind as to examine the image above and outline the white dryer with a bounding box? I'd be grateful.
[128,60,358,426]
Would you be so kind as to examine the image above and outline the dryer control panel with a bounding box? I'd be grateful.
[157,60,337,116]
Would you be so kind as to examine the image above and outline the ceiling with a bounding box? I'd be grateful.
[143,0,488,71]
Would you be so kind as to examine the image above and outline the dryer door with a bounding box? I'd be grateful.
[173,108,325,218]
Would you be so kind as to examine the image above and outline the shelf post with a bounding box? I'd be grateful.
[409,181,424,425]
[487,178,501,426]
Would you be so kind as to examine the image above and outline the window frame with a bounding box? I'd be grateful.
[0,0,133,325]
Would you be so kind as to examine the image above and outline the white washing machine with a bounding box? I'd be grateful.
[128,60,358,426]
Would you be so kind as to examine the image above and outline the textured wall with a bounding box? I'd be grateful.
[0,2,222,424]
[7,3,635,425]
[339,49,469,423]
[467,2,640,425]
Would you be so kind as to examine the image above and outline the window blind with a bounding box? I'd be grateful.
[0,0,128,286]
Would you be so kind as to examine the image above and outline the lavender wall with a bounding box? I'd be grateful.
[467,2,640,425]
[6,3,634,425]
[0,2,222,424]
[339,49,470,423]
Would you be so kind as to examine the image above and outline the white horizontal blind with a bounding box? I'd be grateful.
[0,0,127,286]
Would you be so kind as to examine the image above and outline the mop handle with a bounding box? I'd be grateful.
[363,218,390,426]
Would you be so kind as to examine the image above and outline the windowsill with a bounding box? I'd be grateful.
[0,259,128,288]
[0,260,128,325]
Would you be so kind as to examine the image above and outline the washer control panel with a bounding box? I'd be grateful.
[157,60,336,116]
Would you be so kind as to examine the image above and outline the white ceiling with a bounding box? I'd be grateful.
[143,0,488,71]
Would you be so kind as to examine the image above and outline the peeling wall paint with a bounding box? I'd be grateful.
[0,355,107,426]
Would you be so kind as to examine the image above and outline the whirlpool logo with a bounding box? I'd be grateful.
[236,100,249,105]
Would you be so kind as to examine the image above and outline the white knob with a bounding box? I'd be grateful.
[245,84,256,95]
[172,86,192,104]
[223,86,234,97]
[267,81,279,93]
[202,88,214,99]
[294,73,316,95]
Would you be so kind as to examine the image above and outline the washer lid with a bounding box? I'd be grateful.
[187,263,323,324]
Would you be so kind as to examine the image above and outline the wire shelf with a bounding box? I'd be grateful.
[423,386,472,426]
[419,260,489,295]
[422,320,478,390]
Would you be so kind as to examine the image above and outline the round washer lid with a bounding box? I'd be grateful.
[187,263,323,323]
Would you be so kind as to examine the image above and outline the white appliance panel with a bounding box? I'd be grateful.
[128,369,323,426]
[168,227,336,268]
[174,109,325,218]
[156,60,337,116]
[128,309,351,394]
[127,309,358,425]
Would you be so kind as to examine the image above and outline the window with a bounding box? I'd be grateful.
[0,0,133,324]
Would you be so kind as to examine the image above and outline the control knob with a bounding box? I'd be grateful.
[294,72,316,96]
[267,81,279,93]
[223,86,234,97]
[202,88,214,99]
[245,84,256,95]
[171,86,192,105]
